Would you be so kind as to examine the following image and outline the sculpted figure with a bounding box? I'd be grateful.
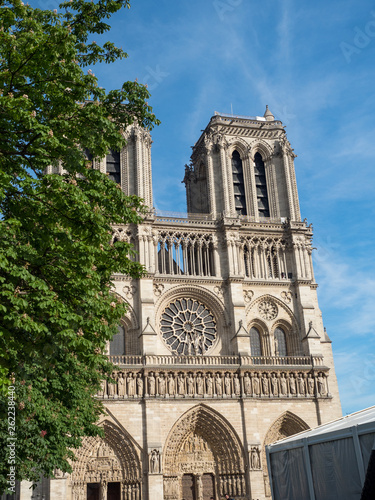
[298,374,305,395]
[108,375,117,397]
[215,373,222,396]
[317,373,326,395]
[158,373,166,396]
[168,373,175,395]
[252,373,260,395]
[234,373,241,396]
[280,373,287,395]
[148,372,156,396]
[137,373,143,396]
[251,447,261,469]
[289,373,296,395]
[117,373,125,397]
[187,374,194,395]
[244,373,251,395]
[206,373,213,396]
[99,378,107,397]
[262,374,269,395]
[224,373,231,395]
[127,373,135,397]
[150,449,159,473]
[196,373,204,395]
[271,374,278,396]
[178,373,185,395]
[308,375,315,396]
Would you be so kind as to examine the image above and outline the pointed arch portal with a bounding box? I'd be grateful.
[163,405,247,500]
[70,420,142,500]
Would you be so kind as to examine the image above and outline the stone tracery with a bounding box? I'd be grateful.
[160,298,217,355]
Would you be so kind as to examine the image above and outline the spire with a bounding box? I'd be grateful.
[264,105,275,121]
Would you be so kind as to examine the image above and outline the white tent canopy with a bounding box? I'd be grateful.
[266,406,375,500]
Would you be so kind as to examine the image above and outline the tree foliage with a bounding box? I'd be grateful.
[0,0,159,492]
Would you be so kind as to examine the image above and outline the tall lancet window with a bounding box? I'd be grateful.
[231,150,247,215]
[254,152,270,218]
[106,149,121,184]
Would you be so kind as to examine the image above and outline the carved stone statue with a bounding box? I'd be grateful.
[148,372,156,396]
[187,374,194,395]
[215,373,222,396]
[298,374,305,395]
[317,373,326,395]
[308,375,315,396]
[251,446,261,469]
[224,373,231,395]
[168,373,175,395]
[271,374,278,396]
[206,373,213,396]
[137,373,143,396]
[280,373,287,395]
[108,375,117,397]
[244,373,251,395]
[252,373,260,395]
[289,373,296,395]
[233,374,241,396]
[158,373,166,396]
[196,373,204,395]
[178,373,185,395]
[118,373,125,397]
[262,374,269,395]
[127,373,135,397]
[150,449,160,473]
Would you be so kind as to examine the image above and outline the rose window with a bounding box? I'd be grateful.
[258,300,278,321]
[160,298,217,355]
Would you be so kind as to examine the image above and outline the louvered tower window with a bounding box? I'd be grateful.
[231,150,247,215]
[106,149,121,184]
[254,152,270,218]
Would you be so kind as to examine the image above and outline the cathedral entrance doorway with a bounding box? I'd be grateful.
[163,405,247,500]
[70,421,142,500]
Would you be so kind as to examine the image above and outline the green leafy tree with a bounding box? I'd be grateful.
[0,0,159,493]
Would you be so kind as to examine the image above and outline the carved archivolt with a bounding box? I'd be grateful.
[163,404,245,476]
[70,420,142,491]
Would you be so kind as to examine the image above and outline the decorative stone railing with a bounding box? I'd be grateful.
[108,354,324,367]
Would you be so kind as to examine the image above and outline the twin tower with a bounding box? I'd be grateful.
[42,108,341,500]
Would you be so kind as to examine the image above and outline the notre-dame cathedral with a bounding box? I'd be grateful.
[24,108,342,500]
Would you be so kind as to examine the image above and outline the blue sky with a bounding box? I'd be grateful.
[48,0,375,414]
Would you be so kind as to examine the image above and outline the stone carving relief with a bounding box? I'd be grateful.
[243,289,254,303]
[258,300,278,321]
[249,446,261,470]
[213,284,225,299]
[149,449,161,474]
[153,283,165,297]
[123,285,136,299]
[97,370,330,400]
[281,291,292,304]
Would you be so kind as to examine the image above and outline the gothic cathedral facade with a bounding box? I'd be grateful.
[43,108,341,500]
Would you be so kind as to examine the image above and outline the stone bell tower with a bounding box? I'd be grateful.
[184,106,300,221]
